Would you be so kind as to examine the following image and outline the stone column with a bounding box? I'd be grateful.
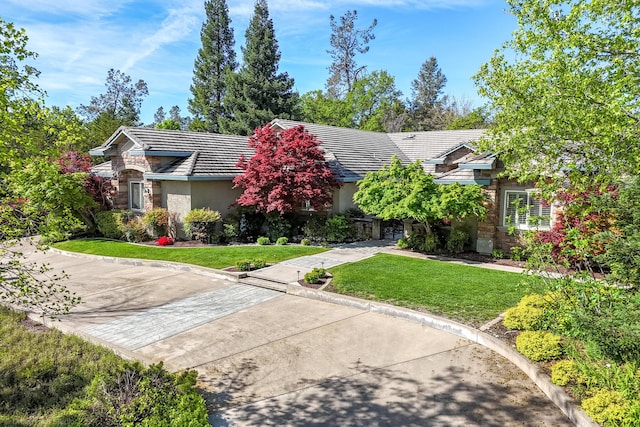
[371,218,382,240]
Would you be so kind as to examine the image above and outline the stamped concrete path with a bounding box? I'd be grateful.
[22,241,576,427]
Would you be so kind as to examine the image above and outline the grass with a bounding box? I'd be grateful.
[0,307,124,423]
[329,253,528,324]
[53,238,328,269]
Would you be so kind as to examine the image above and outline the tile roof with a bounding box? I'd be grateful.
[271,119,410,181]
[388,129,487,163]
[93,127,252,178]
[90,124,491,182]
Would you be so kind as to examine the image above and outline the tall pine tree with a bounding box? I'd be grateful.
[188,0,236,133]
[408,56,448,131]
[219,0,298,136]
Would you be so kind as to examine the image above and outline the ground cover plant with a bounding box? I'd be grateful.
[53,238,327,269]
[0,306,209,426]
[329,253,526,324]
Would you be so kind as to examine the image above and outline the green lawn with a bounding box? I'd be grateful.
[53,239,328,269]
[329,253,527,324]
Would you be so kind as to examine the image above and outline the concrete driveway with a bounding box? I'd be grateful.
[23,245,573,427]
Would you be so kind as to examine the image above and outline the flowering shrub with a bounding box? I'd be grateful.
[531,185,618,269]
[156,236,174,246]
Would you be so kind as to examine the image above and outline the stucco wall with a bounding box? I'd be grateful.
[190,180,242,217]
[162,181,192,220]
[332,182,359,213]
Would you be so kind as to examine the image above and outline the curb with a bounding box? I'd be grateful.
[47,247,596,427]
[46,247,246,282]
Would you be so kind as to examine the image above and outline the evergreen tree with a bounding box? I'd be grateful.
[408,56,448,131]
[188,0,236,133]
[219,0,299,136]
[326,10,377,99]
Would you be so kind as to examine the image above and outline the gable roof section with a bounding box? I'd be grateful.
[433,168,491,185]
[271,119,410,182]
[387,129,487,164]
[91,127,252,180]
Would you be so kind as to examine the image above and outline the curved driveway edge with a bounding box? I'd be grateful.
[287,286,597,427]
[46,246,595,427]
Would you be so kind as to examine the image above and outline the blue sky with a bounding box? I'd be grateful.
[4,0,517,125]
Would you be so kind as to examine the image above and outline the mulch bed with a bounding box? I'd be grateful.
[450,251,526,269]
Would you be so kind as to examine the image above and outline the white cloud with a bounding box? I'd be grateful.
[6,0,133,17]
[122,5,202,71]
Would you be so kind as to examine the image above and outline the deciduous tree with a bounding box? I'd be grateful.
[346,70,403,131]
[0,19,81,317]
[326,10,377,99]
[77,69,148,144]
[220,0,299,136]
[0,17,47,171]
[233,124,341,214]
[188,0,237,133]
[474,0,640,187]
[354,157,486,231]
[300,71,406,132]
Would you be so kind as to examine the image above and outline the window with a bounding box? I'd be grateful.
[301,200,315,211]
[129,181,144,211]
[503,190,551,230]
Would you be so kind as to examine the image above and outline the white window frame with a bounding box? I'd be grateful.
[129,180,145,212]
[503,190,552,230]
[301,200,315,211]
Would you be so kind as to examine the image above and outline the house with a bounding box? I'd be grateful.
[90,120,552,253]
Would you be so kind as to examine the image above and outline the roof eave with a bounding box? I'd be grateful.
[458,163,495,170]
[144,173,238,181]
[434,178,491,186]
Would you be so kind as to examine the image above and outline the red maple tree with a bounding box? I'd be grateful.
[233,124,341,214]
[57,151,113,209]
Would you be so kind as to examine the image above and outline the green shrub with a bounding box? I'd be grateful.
[325,214,356,243]
[492,249,505,259]
[304,271,321,284]
[141,208,168,238]
[183,208,221,243]
[95,210,128,239]
[503,293,551,331]
[222,223,238,242]
[236,260,252,271]
[122,217,149,243]
[256,236,270,245]
[581,389,630,425]
[276,236,288,245]
[423,233,439,253]
[516,330,563,361]
[397,237,409,249]
[446,229,469,254]
[80,362,209,427]
[551,359,583,386]
[304,268,326,284]
[266,215,292,241]
[405,232,439,253]
[251,258,267,269]
[303,216,327,241]
[343,207,365,219]
[510,246,527,261]
[300,238,311,246]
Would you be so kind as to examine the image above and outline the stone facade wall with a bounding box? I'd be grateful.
[109,144,164,211]
[475,178,537,254]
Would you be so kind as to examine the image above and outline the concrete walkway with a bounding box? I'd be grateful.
[21,242,580,427]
